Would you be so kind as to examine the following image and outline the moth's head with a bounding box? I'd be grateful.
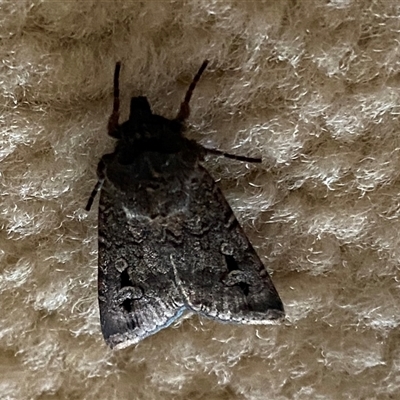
[129,96,153,121]
[115,96,184,158]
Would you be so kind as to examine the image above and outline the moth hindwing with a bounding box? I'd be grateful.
[86,61,284,350]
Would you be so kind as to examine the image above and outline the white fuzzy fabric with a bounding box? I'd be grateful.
[1,1,400,399]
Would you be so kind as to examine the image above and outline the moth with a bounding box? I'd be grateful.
[86,60,284,350]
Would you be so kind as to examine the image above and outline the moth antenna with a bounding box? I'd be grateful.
[107,61,121,137]
[206,148,262,163]
[176,60,209,122]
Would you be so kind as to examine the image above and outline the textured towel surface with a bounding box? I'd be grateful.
[1,1,400,399]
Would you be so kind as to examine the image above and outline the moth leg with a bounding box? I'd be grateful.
[107,61,121,138]
[85,154,113,211]
[204,147,262,163]
[176,60,209,122]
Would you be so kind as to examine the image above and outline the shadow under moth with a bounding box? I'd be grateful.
[86,60,284,350]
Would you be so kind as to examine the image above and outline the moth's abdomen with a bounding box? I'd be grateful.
[119,113,183,143]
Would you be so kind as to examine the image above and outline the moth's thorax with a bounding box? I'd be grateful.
[104,144,201,194]
[103,151,203,218]
[119,114,183,144]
